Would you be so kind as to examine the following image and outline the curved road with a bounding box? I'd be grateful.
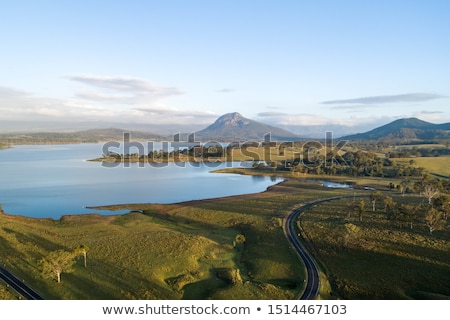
[285,196,357,300]
[0,265,44,300]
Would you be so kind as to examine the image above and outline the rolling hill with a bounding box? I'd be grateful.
[195,112,301,141]
[0,128,165,145]
[341,118,450,141]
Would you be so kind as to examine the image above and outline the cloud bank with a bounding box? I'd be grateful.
[1,79,448,134]
[69,75,183,105]
[257,111,379,127]
[216,88,235,93]
[0,75,218,128]
[322,93,445,105]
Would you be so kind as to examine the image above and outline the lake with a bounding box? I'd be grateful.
[0,144,284,219]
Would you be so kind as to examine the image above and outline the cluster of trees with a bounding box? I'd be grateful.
[275,150,425,178]
[0,129,163,146]
[0,133,98,145]
[346,190,448,235]
[104,145,229,162]
[150,145,227,160]
[384,195,448,234]
[39,245,88,283]
[390,175,450,199]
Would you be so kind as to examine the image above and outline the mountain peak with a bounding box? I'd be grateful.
[389,117,433,128]
[213,112,250,128]
[196,112,300,141]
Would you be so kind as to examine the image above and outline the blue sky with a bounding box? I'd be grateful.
[0,0,449,135]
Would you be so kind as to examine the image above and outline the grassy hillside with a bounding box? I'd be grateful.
[300,196,450,299]
[0,180,347,300]
[0,283,17,299]
[396,156,450,177]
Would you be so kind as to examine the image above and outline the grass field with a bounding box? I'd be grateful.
[0,180,350,300]
[300,195,450,299]
[0,283,17,299]
[396,156,450,177]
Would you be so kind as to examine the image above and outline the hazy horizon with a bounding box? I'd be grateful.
[0,114,445,139]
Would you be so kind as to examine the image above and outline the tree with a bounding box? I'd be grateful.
[422,182,440,205]
[315,165,322,175]
[425,208,446,235]
[40,250,76,283]
[383,196,396,213]
[369,191,383,212]
[433,194,450,220]
[343,223,361,247]
[233,234,246,250]
[75,244,89,268]
[399,178,410,196]
[345,202,359,220]
[357,200,366,222]
[397,204,420,230]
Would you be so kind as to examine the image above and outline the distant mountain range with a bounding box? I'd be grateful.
[1,114,450,145]
[0,128,165,145]
[195,114,450,142]
[195,112,300,141]
[341,118,450,141]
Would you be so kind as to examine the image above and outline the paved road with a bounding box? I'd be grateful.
[285,196,357,300]
[0,265,44,300]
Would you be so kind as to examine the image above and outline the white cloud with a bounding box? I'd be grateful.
[69,75,183,95]
[135,107,218,125]
[257,112,332,126]
[322,93,445,105]
[0,87,130,123]
[257,111,390,127]
[257,111,288,117]
[415,110,448,123]
[0,87,31,98]
[216,88,235,93]
[326,104,369,112]
[420,110,444,115]
[0,76,216,129]
[68,75,183,105]
[2,79,449,134]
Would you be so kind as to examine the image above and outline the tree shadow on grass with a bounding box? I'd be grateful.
[53,257,177,299]
[2,228,63,252]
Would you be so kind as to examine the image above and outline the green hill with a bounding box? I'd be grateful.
[0,128,165,145]
[341,118,450,141]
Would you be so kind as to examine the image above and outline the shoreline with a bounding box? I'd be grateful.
[0,179,290,222]
[85,179,288,211]
[0,168,398,221]
[87,156,231,163]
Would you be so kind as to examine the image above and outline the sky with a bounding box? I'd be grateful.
[0,0,449,136]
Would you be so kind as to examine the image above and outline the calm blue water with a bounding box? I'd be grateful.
[0,144,283,219]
